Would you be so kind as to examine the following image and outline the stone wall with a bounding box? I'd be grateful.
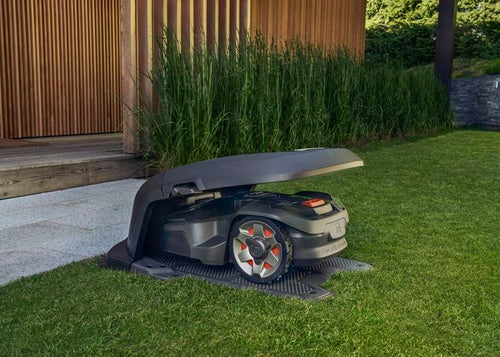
[451,75,500,128]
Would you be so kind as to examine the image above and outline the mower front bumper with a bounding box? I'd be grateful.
[288,213,349,266]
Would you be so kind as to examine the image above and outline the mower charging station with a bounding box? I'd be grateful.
[105,148,371,300]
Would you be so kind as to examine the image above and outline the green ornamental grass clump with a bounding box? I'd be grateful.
[137,31,454,169]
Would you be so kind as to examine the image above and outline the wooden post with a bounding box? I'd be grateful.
[435,0,457,92]
[121,0,139,154]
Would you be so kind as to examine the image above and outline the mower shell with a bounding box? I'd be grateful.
[105,148,363,280]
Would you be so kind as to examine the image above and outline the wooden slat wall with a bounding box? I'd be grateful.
[148,0,250,53]
[249,0,367,58]
[0,0,121,139]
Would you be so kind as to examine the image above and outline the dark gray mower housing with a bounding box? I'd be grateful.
[105,148,363,283]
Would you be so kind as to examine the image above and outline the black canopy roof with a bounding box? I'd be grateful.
[160,148,363,196]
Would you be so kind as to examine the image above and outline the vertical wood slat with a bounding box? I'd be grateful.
[12,0,21,137]
[206,0,216,52]
[239,0,248,39]
[181,0,191,53]
[137,0,152,108]
[218,0,227,49]
[0,0,121,139]
[122,0,138,153]
[229,0,237,48]
[193,0,204,51]
[167,0,178,37]
[249,0,366,58]
[72,0,80,134]
[90,0,97,134]
[152,0,165,111]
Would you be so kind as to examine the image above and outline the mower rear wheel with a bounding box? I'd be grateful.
[229,216,292,283]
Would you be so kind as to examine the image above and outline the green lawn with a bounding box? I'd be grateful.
[1,130,499,356]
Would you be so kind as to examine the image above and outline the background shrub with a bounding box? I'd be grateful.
[365,24,436,67]
[366,0,500,67]
[137,32,454,169]
[484,58,500,74]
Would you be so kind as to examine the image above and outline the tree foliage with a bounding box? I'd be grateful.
[367,0,499,27]
[365,0,500,66]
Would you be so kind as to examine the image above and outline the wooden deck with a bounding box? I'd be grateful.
[0,134,145,199]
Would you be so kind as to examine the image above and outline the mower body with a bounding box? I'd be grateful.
[146,189,349,266]
[105,148,363,283]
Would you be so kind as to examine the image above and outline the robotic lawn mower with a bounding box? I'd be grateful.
[105,148,364,287]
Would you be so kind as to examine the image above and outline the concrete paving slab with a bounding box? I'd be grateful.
[67,179,144,195]
[0,203,89,230]
[0,221,90,252]
[0,189,87,213]
[0,248,85,286]
[50,203,131,230]
[40,223,129,257]
[0,179,145,285]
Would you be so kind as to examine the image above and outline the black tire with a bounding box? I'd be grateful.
[229,216,293,283]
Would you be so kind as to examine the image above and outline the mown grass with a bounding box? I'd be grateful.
[137,32,454,169]
[1,130,499,357]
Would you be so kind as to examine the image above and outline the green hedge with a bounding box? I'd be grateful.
[366,22,499,67]
[366,24,436,67]
[136,32,454,168]
[366,0,500,67]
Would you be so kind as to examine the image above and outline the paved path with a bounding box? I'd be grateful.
[0,179,145,285]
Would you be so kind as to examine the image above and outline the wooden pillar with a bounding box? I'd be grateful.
[435,0,457,92]
[121,0,139,154]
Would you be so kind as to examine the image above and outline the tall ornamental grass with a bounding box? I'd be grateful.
[137,31,454,168]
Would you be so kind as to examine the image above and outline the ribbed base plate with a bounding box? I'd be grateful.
[130,253,372,300]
